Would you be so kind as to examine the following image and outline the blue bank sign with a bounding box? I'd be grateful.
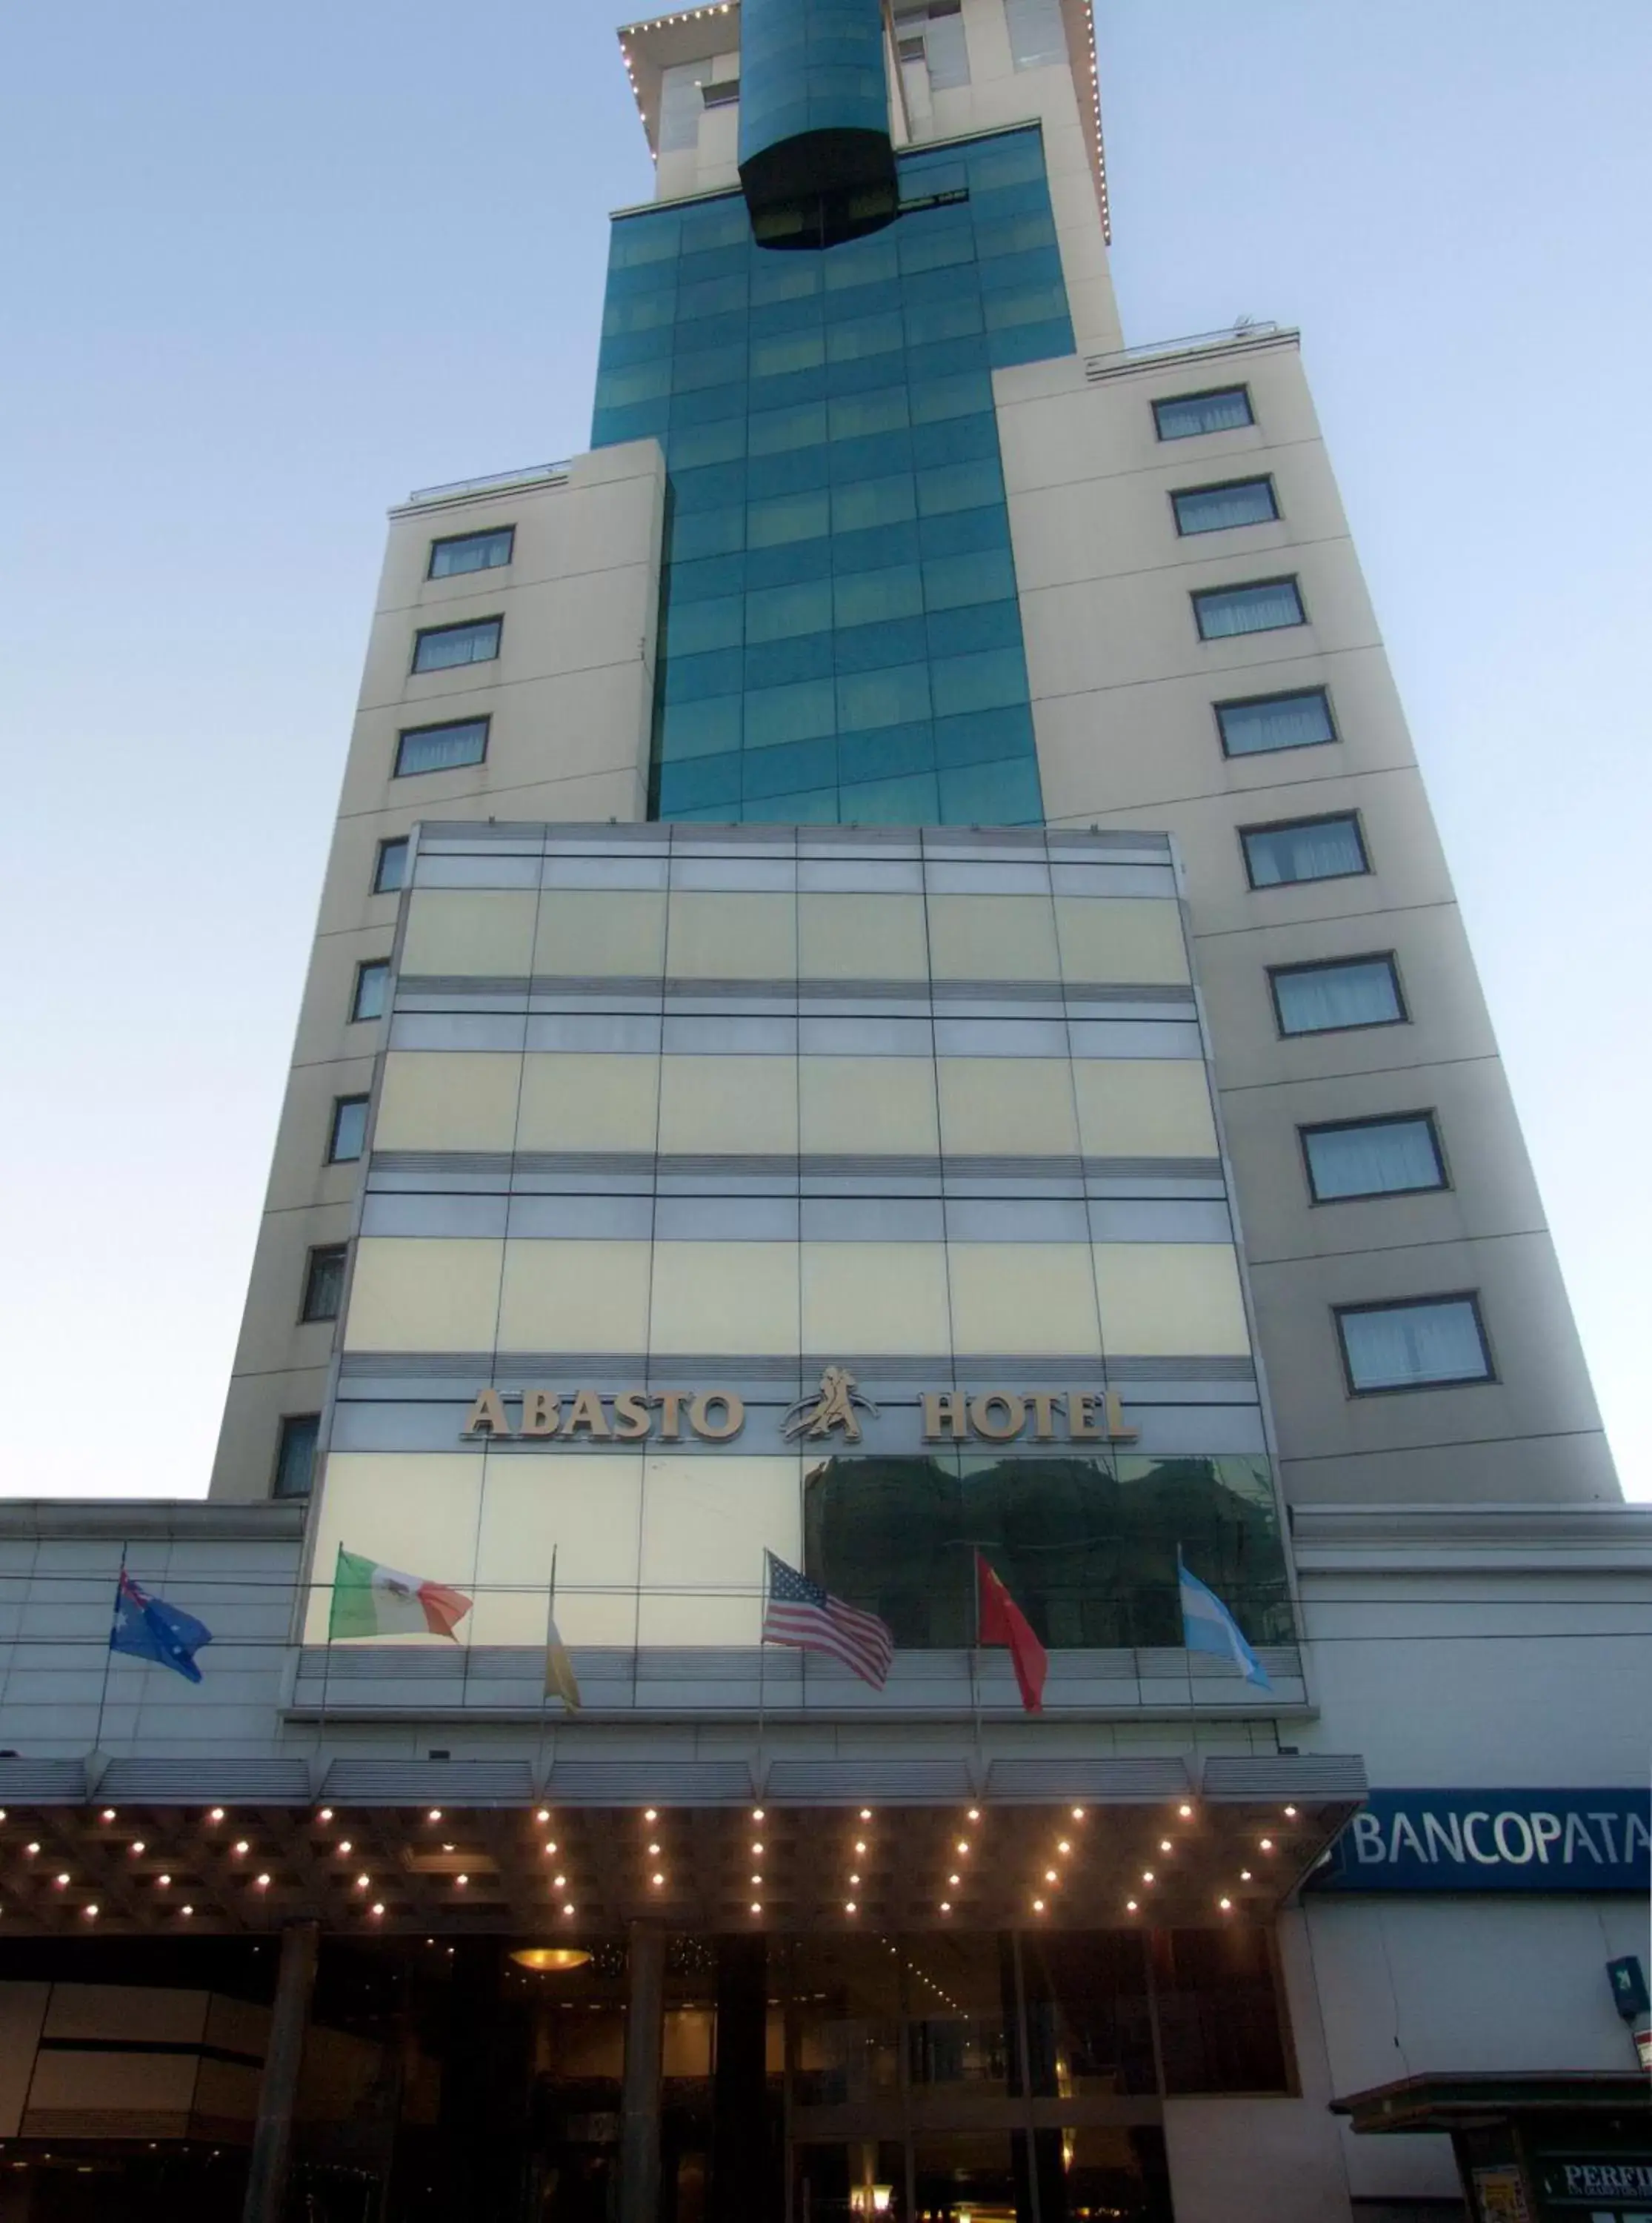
[1316,1790,1652,1893]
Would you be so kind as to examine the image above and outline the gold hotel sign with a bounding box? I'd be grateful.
[462,1369,1139,1447]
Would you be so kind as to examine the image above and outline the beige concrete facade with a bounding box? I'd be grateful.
[209,0,1614,1518]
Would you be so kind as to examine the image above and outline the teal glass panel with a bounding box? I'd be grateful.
[659,696,743,761]
[839,769,941,822]
[747,576,834,642]
[830,472,916,532]
[745,676,837,747]
[837,661,931,731]
[922,547,1017,610]
[665,595,745,655]
[834,564,923,627]
[938,754,1043,823]
[930,645,1028,717]
[934,702,1036,768]
[745,631,834,688]
[833,614,927,672]
[837,720,935,782]
[593,122,1074,825]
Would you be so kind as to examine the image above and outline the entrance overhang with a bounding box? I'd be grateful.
[0,1752,1363,1935]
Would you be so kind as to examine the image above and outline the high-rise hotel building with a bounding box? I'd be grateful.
[0,7,1645,2223]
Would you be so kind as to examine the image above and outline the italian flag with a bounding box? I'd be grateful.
[328,1547,473,1641]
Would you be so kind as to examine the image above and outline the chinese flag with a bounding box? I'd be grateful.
[975,1553,1048,1714]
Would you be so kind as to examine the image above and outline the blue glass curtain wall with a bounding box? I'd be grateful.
[590,127,1076,825]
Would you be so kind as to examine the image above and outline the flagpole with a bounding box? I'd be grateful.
[967,1546,984,1767]
[91,1546,126,1764]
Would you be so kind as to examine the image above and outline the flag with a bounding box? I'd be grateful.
[328,1547,472,1641]
[975,1553,1048,1713]
[762,1552,893,1689]
[110,1570,213,1684]
[544,1599,582,1712]
[1178,1554,1273,1690]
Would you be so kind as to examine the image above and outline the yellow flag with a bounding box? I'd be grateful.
[544,1601,581,1712]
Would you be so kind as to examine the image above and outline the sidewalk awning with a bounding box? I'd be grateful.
[1333,2073,1652,2136]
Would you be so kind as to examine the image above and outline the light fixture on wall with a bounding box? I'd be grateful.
[510,1947,593,1973]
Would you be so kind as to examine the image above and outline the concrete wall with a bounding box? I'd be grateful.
[998,338,1616,1508]
[208,443,665,1502]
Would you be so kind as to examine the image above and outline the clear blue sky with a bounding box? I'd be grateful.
[1,2,1646,1500]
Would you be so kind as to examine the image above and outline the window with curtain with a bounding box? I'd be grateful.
[1193,579,1304,639]
[395,717,490,777]
[1270,955,1402,1036]
[1173,478,1278,535]
[350,959,390,1023]
[1005,0,1066,68]
[411,617,502,674]
[1154,387,1253,440]
[1216,688,1335,757]
[328,1095,370,1164]
[1242,814,1368,888]
[373,837,409,894]
[1337,1296,1491,1392]
[1302,1115,1445,1202]
[301,1245,347,1323]
[427,526,513,579]
[273,1414,319,1498]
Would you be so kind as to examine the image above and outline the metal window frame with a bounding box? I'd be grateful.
[350,957,391,1023]
[1191,575,1305,642]
[425,524,515,580]
[1152,385,1255,441]
[1239,808,1369,891]
[1298,1110,1449,1206]
[1333,1290,1495,1398]
[393,714,492,780]
[271,1412,321,1499]
[409,616,503,674]
[1267,951,1406,1039]
[327,1093,370,1163]
[299,1243,348,1325]
[373,836,410,894]
[1213,685,1338,760]
[1171,474,1279,536]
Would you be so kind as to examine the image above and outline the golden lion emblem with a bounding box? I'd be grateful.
[782,1366,880,1443]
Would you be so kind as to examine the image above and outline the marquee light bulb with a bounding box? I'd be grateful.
[860,1809,872,1820]
[1179,1804,1193,1818]
[319,1809,333,1822]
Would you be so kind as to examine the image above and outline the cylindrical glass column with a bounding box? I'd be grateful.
[737,0,896,245]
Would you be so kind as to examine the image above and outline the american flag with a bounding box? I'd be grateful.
[762,1552,894,1689]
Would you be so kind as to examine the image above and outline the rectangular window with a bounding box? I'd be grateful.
[328,1094,369,1163]
[1302,1114,1446,1203]
[894,1,971,89]
[410,617,501,674]
[1270,954,1403,1037]
[301,1244,348,1323]
[350,959,390,1022]
[273,1414,320,1499]
[427,526,513,579]
[1154,386,1254,440]
[395,717,489,777]
[1193,579,1305,640]
[1336,1295,1492,1394]
[1005,0,1067,69]
[1242,813,1368,888]
[373,837,409,894]
[1173,477,1278,536]
[1216,687,1336,757]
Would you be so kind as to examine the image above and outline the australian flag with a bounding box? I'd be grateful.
[109,1570,213,1684]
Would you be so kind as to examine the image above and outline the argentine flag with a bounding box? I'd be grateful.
[1178,1555,1273,1691]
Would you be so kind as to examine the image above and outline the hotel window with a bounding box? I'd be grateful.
[373,836,409,893]
[1173,477,1278,536]
[1302,1114,1447,1203]
[1336,1294,1493,1394]
[411,617,501,674]
[895,0,970,90]
[300,1244,347,1323]
[1005,0,1067,69]
[1270,954,1404,1037]
[1154,386,1253,440]
[1193,578,1305,640]
[427,525,513,579]
[327,1094,369,1163]
[350,959,390,1023]
[273,1413,320,1499]
[395,717,489,777]
[1242,813,1368,888]
[1217,687,1336,757]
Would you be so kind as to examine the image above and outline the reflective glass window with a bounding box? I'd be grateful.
[428,526,513,578]
[273,1414,319,1499]
[1302,1114,1446,1202]
[1173,477,1278,534]
[1242,813,1367,886]
[328,1096,369,1163]
[350,960,389,1023]
[1193,579,1305,638]
[1216,686,1335,756]
[1337,1295,1492,1392]
[410,619,500,674]
[373,837,409,894]
[1270,955,1403,1035]
[1154,385,1253,439]
[395,718,489,777]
